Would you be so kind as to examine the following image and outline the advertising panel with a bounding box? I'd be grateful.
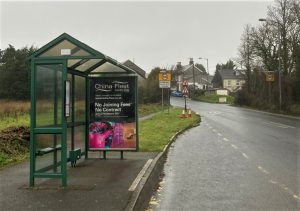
[89,77,137,150]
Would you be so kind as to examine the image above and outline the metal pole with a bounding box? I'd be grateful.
[184,96,187,111]
[268,81,271,104]
[162,88,164,112]
[206,59,209,89]
[278,23,282,111]
[192,61,195,94]
[168,88,170,114]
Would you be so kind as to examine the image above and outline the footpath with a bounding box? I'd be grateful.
[0,114,161,211]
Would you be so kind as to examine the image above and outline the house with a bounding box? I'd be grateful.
[122,60,146,81]
[172,59,212,91]
[205,88,229,96]
[212,69,245,92]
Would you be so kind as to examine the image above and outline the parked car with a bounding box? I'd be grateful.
[171,90,183,97]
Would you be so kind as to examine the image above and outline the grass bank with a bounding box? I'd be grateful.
[193,94,235,104]
[139,107,200,152]
[138,103,163,117]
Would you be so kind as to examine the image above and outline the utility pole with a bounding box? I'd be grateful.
[189,58,196,95]
[278,22,282,111]
[199,57,209,89]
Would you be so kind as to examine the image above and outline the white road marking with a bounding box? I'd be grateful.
[262,121,295,129]
[269,179,278,184]
[217,133,222,136]
[212,129,217,133]
[242,153,249,159]
[223,138,229,142]
[257,165,270,175]
[238,116,250,120]
[231,144,238,149]
[268,121,295,128]
[128,159,153,191]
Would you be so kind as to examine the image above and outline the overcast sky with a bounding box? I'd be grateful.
[1,0,273,74]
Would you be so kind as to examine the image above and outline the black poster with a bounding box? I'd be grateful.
[89,77,136,150]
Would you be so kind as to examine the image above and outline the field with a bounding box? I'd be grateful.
[0,100,30,131]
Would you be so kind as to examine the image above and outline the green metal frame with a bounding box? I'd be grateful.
[28,33,138,187]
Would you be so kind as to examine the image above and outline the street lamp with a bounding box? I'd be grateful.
[199,57,209,89]
[189,58,196,94]
[259,18,282,110]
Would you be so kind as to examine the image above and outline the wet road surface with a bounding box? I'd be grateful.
[149,97,300,210]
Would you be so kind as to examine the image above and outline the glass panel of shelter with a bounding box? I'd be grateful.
[34,64,64,176]
[38,39,91,57]
[75,59,103,72]
[90,62,127,73]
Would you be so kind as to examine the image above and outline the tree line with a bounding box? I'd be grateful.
[0,45,36,100]
[235,0,300,112]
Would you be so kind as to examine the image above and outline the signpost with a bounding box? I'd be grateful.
[182,80,189,111]
[159,70,171,112]
[264,71,275,104]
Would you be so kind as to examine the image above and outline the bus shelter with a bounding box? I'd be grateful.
[28,33,138,187]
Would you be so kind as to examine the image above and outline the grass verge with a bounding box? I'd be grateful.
[139,107,200,152]
[138,103,163,117]
[193,94,234,104]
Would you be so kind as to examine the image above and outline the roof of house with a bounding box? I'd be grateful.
[181,64,206,74]
[218,69,245,80]
[122,60,146,79]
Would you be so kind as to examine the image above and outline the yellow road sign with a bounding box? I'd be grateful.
[265,71,275,82]
[159,71,171,81]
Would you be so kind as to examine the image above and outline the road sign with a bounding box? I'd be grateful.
[264,71,275,82]
[159,71,171,81]
[182,80,188,86]
[182,86,189,96]
[159,81,171,88]
[159,70,171,88]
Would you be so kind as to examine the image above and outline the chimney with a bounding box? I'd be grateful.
[189,58,194,65]
[176,62,182,69]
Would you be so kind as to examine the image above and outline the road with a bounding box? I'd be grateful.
[149,97,300,210]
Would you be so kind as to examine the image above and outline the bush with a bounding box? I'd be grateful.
[138,67,169,104]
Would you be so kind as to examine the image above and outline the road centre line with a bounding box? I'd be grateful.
[257,165,270,175]
[231,144,238,149]
[242,153,249,159]
[209,124,300,202]
[128,159,153,191]
[223,137,229,142]
[217,133,222,136]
